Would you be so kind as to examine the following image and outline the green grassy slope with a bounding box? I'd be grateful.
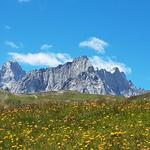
[0,91,150,149]
[0,91,125,108]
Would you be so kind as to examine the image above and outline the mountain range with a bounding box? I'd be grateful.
[0,56,143,96]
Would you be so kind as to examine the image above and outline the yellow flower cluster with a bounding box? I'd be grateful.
[0,100,150,149]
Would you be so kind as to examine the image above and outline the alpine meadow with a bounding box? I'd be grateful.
[0,0,150,150]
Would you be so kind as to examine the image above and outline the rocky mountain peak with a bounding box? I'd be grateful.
[2,61,26,80]
[2,60,16,71]
[71,56,92,72]
[110,67,120,74]
[3,60,20,69]
[0,61,26,90]
[0,56,143,97]
[73,56,88,62]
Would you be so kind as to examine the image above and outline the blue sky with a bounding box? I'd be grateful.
[0,0,150,89]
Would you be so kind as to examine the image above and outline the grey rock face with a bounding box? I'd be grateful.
[97,68,131,95]
[12,56,93,93]
[62,66,115,95]
[1,56,142,96]
[62,66,141,96]
[0,61,26,90]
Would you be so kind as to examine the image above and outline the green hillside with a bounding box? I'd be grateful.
[0,91,150,149]
[0,91,125,108]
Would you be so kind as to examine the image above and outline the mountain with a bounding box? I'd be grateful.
[0,56,143,96]
[0,61,26,90]
[62,66,142,96]
[12,56,92,93]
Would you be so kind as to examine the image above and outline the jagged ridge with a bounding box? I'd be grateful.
[0,61,26,90]
[0,56,143,96]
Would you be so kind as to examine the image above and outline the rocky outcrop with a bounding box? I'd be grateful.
[0,61,26,90]
[12,56,92,93]
[62,66,142,96]
[0,56,143,96]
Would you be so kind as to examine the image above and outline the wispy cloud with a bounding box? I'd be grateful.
[4,25,11,30]
[79,37,108,53]
[18,0,31,3]
[9,52,131,74]
[5,41,20,49]
[90,56,131,74]
[79,37,131,73]
[40,44,53,51]
[9,52,73,67]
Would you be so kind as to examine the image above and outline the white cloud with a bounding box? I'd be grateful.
[5,41,19,49]
[18,0,31,3]
[9,52,73,67]
[9,52,131,74]
[79,37,108,53]
[40,44,53,51]
[90,56,132,74]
